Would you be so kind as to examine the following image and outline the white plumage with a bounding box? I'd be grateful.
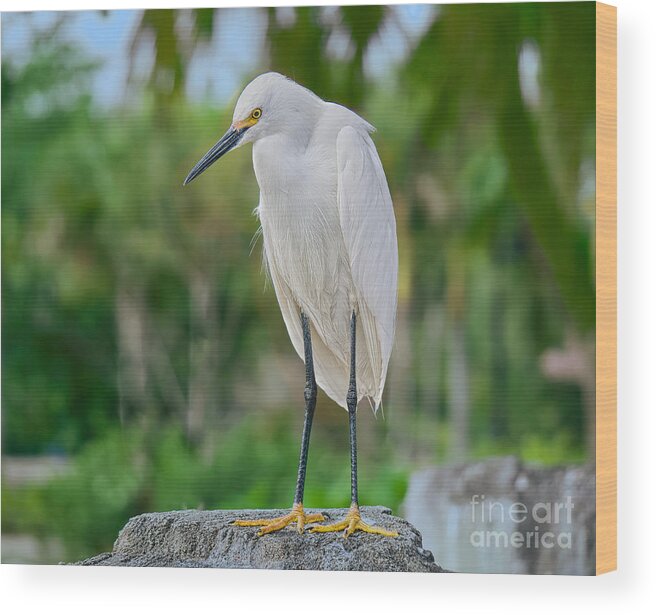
[188,72,398,411]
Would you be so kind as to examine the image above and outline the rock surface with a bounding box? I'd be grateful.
[76,506,445,572]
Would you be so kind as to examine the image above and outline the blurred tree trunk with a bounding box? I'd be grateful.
[448,319,470,460]
[386,305,416,462]
[115,273,152,425]
[447,256,470,461]
[417,304,443,432]
[187,266,219,446]
[114,271,158,514]
[489,289,509,440]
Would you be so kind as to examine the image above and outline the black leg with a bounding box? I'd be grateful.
[232,312,324,534]
[293,311,317,505]
[308,309,397,537]
[347,311,359,506]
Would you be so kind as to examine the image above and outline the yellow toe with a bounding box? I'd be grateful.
[310,505,398,539]
[233,503,325,536]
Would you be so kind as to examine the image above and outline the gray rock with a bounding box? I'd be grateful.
[75,506,446,572]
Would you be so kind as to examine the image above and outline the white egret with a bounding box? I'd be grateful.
[184,72,398,538]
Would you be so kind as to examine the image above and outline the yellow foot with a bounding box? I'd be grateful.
[232,503,325,536]
[310,504,398,538]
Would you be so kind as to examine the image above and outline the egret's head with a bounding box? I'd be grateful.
[183,72,319,186]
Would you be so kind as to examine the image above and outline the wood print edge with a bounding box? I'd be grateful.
[595,0,617,576]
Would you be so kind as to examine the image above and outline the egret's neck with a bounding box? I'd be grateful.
[274,94,324,152]
[251,94,327,198]
[252,132,304,195]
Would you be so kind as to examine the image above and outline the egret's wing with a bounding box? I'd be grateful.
[336,126,398,408]
[258,198,352,410]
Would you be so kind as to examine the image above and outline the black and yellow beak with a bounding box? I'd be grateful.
[183,125,247,186]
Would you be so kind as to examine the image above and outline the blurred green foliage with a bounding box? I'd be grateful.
[2,3,595,563]
[2,415,409,562]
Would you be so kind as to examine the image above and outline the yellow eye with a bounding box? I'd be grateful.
[251,108,262,120]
